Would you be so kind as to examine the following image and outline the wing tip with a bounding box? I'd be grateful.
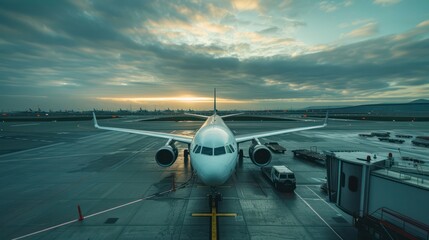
[92,111,99,128]
[323,112,329,126]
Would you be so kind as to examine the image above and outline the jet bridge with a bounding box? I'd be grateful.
[325,151,429,240]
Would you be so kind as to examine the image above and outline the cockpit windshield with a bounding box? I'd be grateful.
[214,146,226,156]
[201,146,213,156]
[193,145,201,153]
[193,144,235,156]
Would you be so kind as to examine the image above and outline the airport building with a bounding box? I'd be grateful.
[326,151,429,240]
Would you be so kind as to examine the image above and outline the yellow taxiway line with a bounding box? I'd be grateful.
[192,198,237,240]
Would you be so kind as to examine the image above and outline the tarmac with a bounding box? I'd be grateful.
[0,116,428,240]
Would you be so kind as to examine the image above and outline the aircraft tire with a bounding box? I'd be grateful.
[184,149,189,159]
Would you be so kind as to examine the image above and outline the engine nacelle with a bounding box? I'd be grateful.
[249,144,272,167]
[155,145,178,167]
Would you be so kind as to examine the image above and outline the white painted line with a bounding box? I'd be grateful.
[11,219,78,240]
[311,177,323,182]
[77,131,119,142]
[11,189,174,240]
[295,191,344,240]
[111,142,158,170]
[101,183,121,198]
[0,151,135,163]
[123,118,148,122]
[297,184,326,187]
[306,186,344,216]
[303,198,322,201]
[10,123,40,127]
[0,142,65,159]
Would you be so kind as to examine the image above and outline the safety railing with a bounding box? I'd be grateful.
[370,207,429,240]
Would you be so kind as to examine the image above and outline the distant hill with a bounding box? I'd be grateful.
[410,99,429,104]
[304,105,352,110]
[305,99,429,116]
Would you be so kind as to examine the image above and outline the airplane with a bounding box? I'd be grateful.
[92,89,328,199]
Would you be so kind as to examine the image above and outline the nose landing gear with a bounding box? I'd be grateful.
[208,187,222,208]
[192,187,237,240]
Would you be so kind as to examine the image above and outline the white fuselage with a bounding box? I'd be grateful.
[190,114,238,186]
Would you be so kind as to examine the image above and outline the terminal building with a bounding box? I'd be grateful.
[325,151,429,240]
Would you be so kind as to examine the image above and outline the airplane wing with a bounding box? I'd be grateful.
[235,113,328,143]
[220,112,244,118]
[185,112,244,119]
[93,113,193,144]
[184,113,209,119]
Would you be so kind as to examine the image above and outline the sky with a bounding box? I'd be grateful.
[0,0,429,111]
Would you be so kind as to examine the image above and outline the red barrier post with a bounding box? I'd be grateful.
[77,205,84,221]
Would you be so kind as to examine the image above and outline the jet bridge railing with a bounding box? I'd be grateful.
[375,167,427,186]
[370,207,429,240]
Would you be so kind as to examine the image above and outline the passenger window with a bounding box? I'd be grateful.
[201,146,213,156]
[214,146,226,156]
[194,145,201,153]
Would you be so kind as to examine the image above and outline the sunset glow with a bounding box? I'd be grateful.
[1,1,428,111]
[97,96,248,104]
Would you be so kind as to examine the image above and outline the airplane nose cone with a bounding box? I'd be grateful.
[201,170,228,186]
[192,155,234,186]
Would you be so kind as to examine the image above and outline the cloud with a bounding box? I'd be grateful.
[0,0,428,110]
[417,20,429,28]
[344,22,378,38]
[231,0,261,11]
[373,0,401,6]
[339,18,375,28]
[258,27,280,34]
[319,1,339,12]
[319,0,352,13]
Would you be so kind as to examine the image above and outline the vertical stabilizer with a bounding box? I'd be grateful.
[214,88,217,115]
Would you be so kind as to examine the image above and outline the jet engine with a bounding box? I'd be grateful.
[249,143,272,167]
[155,144,178,167]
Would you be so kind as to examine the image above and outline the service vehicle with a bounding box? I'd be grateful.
[261,165,296,192]
[264,142,286,153]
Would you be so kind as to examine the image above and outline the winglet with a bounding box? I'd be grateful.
[92,112,99,128]
[323,111,329,126]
